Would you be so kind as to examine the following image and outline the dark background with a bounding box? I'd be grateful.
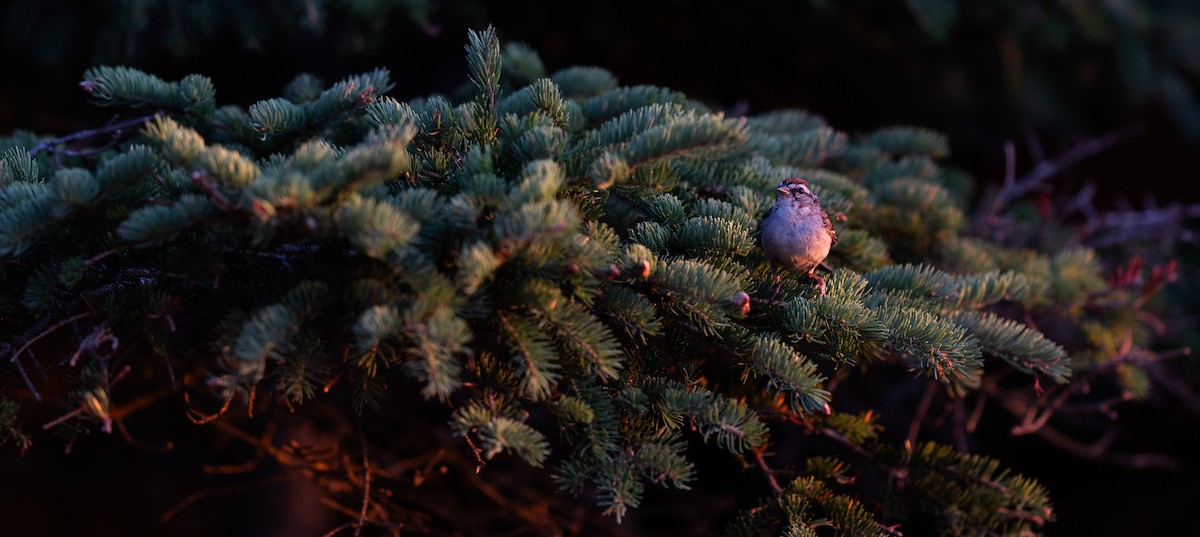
[2,1,1199,535]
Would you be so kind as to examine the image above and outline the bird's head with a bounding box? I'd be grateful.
[776,178,817,201]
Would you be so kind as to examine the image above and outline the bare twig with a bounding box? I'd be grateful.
[84,246,128,267]
[185,391,234,425]
[752,446,784,495]
[966,391,988,434]
[986,381,1179,470]
[5,311,92,400]
[1034,425,1179,471]
[952,397,970,452]
[906,381,937,447]
[42,407,86,430]
[820,428,869,457]
[7,312,91,364]
[13,361,41,401]
[1081,202,1200,248]
[977,123,1146,233]
[1010,386,1073,436]
[1144,361,1200,416]
[203,421,276,474]
[462,433,487,473]
[1079,346,1189,375]
[29,113,161,158]
[321,521,359,537]
[355,422,372,537]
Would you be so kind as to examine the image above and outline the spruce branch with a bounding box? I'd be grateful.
[1,26,1186,533]
[28,112,162,160]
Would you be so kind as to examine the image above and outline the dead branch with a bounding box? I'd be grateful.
[976,123,1146,234]
[29,113,161,159]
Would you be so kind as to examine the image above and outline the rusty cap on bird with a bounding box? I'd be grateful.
[776,177,812,195]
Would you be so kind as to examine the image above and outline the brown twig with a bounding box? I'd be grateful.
[906,381,937,448]
[820,428,869,457]
[318,501,402,537]
[977,123,1146,234]
[952,397,969,452]
[462,433,487,473]
[965,390,988,434]
[752,446,784,495]
[7,312,91,365]
[185,391,234,424]
[985,381,1179,470]
[1144,361,1200,416]
[42,407,87,430]
[29,113,162,158]
[1080,202,1200,248]
[355,422,372,537]
[41,364,134,433]
[1033,425,1179,471]
[203,421,276,474]
[1009,386,1073,436]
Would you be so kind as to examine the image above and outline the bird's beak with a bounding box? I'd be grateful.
[776,187,789,195]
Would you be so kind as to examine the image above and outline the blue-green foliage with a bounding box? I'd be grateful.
[4,26,1139,536]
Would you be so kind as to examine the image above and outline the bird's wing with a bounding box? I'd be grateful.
[756,205,776,246]
[823,208,838,246]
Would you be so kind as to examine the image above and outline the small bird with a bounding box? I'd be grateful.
[759,178,837,295]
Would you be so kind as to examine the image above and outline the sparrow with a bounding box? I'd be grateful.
[759,178,837,295]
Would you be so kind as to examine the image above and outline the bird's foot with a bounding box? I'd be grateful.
[808,272,827,296]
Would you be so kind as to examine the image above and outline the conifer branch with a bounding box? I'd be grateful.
[2,27,1182,533]
[28,113,162,158]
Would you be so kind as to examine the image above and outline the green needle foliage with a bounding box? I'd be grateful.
[0,26,1186,536]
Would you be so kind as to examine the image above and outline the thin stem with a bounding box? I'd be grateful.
[7,312,90,364]
[29,113,162,157]
[355,421,372,537]
[906,380,937,448]
[966,390,987,433]
[952,397,969,452]
[1034,425,1179,471]
[752,447,784,495]
[42,407,86,430]
[462,434,487,473]
[13,360,42,401]
[976,123,1145,234]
